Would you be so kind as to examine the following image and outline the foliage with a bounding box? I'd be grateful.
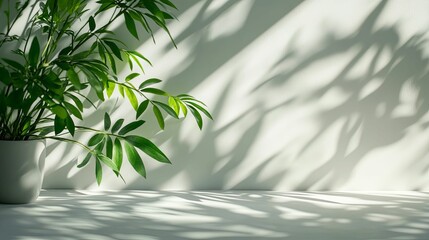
[0,0,211,184]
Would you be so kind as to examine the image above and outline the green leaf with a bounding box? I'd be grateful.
[185,101,213,120]
[95,159,102,185]
[141,87,167,96]
[58,46,72,56]
[106,136,113,159]
[162,12,175,20]
[130,54,144,72]
[88,133,104,146]
[128,9,145,27]
[97,154,118,172]
[95,136,106,152]
[51,105,68,119]
[67,94,84,111]
[118,120,145,135]
[54,115,66,135]
[72,49,91,60]
[98,42,106,63]
[104,112,111,130]
[96,2,115,15]
[79,66,104,101]
[39,126,55,136]
[6,89,24,108]
[124,87,138,110]
[77,152,92,168]
[189,106,203,130]
[118,85,125,97]
[127,50,152,66]
[154,11,167,24]
[42,71,63,95]
[124,12,139,39]
[106,50,117,73]
[153,101,178,119]
[66,115,75,136]
[168,96,179,115]
[64,102,83,120]
[138,78,162,89]
[178,94,207,106]
[67,68,83,90]
[144,13,177,48]
[125,73,140,82]
[28,37,40,66]
[55,61,71,70]
[124,141,146,178]
[127,54,134,70]
[106,81,116,98]
[152,105,164,130]
[111,118,124,133]
[143,2,162,18]
[125,135,170,164]
[2,58,25,71]
[178,100,188,117]
[0,67,11,85]
[104,40,122,60]
[136,100,149,118]
[113,138,123,173]
[89,16,96,31]
[159,0,177,9]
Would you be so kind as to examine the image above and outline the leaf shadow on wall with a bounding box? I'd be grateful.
[139,0,429,190]
[125,0,304,190]
[40,0,429,190]
[252,0,429,190]
[43,0,304,189]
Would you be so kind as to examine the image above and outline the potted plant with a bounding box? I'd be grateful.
[0,0,211,204]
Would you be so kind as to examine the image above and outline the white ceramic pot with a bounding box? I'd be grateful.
[0,139,46,204]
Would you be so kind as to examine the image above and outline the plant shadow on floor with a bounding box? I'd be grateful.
[1,191,429,240]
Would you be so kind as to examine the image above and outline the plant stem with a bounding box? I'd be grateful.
[70,0,139,55]
[0,0,27,48]
[75,126,123,139]
[25,108,45,140]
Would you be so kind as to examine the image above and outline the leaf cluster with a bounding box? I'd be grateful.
[0,0,211,184]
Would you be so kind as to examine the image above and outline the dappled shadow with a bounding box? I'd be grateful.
[133,0,429,190]
[253,0,429,190]
[1,191,429,239]
[35,0,429,190]
[39,0,306,189]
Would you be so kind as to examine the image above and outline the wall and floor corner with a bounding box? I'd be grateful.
[40,0,429,190]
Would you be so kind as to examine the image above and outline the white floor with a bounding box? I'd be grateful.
[0,191,428,240]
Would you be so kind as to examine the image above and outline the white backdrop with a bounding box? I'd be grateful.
[42,0,429,190]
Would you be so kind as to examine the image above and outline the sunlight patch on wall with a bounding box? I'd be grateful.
[319,86,352,110]
[391,81,419,118]
[206,0,254,41]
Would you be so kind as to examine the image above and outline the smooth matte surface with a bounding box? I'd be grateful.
[0,140,45,203]
[0,191,428,240]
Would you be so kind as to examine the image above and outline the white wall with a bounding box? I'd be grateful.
[42,0,429,190]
